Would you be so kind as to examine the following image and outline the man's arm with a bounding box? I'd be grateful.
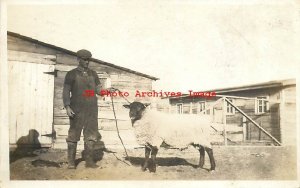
[92,71,102,95]
[63,72,75,117]
[63,84,71,107]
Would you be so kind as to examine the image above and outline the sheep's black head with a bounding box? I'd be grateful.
[123,102,150,124]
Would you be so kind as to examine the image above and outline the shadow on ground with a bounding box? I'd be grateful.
[31,159,65,168]
[126,156,199,168]
[10,129,42,163]
[11,134,107,169]
[31,140,107,168]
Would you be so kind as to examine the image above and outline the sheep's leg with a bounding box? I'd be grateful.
[142,146,151,171]
[198,146,205,168]
[204,147,216,171]
[149,146,158,173]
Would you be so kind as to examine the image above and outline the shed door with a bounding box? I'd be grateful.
[9,60,55,146]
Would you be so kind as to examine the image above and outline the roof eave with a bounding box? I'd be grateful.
[166,79,296,99]
[8,31,159,81]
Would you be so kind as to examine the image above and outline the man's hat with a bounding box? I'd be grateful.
[76,49,92,59]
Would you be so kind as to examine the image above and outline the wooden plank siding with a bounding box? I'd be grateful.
[8,33,157,149]
[8,36,60,56]
[167,87,286,145]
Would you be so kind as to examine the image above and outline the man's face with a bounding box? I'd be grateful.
[78,58,89,69]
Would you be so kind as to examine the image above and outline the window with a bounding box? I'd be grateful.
[256,96,269,113]
[176,103,183,114]
[97,72,111,89]
[199,101,206,114]
[226,99,235,114]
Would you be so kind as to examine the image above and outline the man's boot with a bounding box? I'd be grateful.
[67,141,77,169]
[85,140,99,168]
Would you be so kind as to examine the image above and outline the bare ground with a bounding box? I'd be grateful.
[9,146,297,180]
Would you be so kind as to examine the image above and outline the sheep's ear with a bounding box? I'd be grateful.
[143,103,151,108]
[123,104,130,109]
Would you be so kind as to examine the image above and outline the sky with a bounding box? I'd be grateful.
[7,0,300,92]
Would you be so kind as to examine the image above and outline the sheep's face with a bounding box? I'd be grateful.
[123,102,150,124]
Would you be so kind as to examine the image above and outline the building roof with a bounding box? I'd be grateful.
[167,78,296,99]
[8,31,159,81]
[208,79,296,93]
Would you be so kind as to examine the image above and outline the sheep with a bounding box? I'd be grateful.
[123,102,216,173]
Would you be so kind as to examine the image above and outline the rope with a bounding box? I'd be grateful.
[112,88,132,104]
[112,153,131,166]
[109,88,131,164]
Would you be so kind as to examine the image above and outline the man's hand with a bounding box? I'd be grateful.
[109,87,117,92]
[66,106,75,118]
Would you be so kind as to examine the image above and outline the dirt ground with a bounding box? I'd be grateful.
[9,145,297,180]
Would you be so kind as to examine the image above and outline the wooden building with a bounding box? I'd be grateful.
[7,31,158,149]
[158,79,296,146]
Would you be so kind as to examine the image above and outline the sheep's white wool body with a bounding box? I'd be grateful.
[133,109,212,149]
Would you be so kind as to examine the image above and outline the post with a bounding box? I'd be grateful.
[248,123,251,140]
[258,121,262,141]
[222,97,227,146]
[279,89,285,145]
[212,106,215,122]
[242,116,247,141]
[210,105,213,121]
[0,1,9,182]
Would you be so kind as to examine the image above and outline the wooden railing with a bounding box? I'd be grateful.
[199,95,281,146]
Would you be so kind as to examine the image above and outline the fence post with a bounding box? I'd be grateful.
[223,97,227,146]
[210,105,213,121]
[242,116,247,141]
[248,123,251,140]
[259,120,262,141]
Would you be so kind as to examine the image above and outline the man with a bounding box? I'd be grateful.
[63,49,102,169]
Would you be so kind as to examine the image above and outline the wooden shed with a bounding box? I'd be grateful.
[7,31,158,149]
[158,79,296,146]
